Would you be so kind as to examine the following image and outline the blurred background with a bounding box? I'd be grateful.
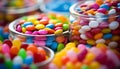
[0,0,79,27]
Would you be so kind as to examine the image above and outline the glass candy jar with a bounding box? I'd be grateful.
[69,0,120,49]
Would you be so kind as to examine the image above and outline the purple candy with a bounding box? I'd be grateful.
[38,30,48,35]
[32,31,39,35]
[97,8,107,14]
[25,31,33,34]
[77,48,88,61]
[90,3,99,10]
[16,25,22,32]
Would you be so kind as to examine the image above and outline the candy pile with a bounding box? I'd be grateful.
[0,26,9,42]
[48,42,120,69]
[9,13,69,52]
[70,0,120,49]
[0,39,50,69]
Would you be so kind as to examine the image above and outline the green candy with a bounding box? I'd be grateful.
[0,35,4,41]
[81,65,89,69]
[30,64,38,69]
[18,48,27,60]
[5,59,13,69]
[57,43,65,52]
[63,24,69,31]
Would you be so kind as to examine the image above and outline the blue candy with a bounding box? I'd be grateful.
[47,36,55,41]
[103,33,112,39]
[0,64,6,69]
[3,32,9,39]
[0,27,3,36]
[51,41,58,51]
[46,24,54,29]
[13,63,21,69]
[22,22,33,27]
[24,56,33,65]
[46,40,53,47]
[26,37,33,43]
[100,4,110,10]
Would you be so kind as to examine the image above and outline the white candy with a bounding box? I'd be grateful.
[79,29,85,34]
[96,39,105,43]
[89,21,99,28]
[13,56,23,64]
[108,41,118,48]
[109,21,119,30]
[80,34,88,40]
[81,25,91,31]
[108,9,116,15]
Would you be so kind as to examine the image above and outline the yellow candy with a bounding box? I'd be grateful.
[0,41,2,45]
[102,28,111,33]
[85,53,95,62]
[75,62,82,69]
[66,62,75,69]
[89,61,100,69]
[49,20,58,24]
[12,39,22,49]
[65,42,76,50]
[56,14,68,23]
[111,35,120,41]
[87,39,95,45]
[94,33,103,40]
[27,16,36,23]
[15,0,24,8]
[96,43,107,48]
[53,58,62,68]
[33,21,40,25]
[22,27,26,33]
[54,29,63,35]
[35,24,45,30]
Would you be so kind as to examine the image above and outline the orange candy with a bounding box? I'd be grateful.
[10,46,19,55]
[27,44,37,53]
[55,23,63,27]
[96,0,103,5]
[39,19,48,25]
[26,25,35,31]
[44,28,55,34]
[56,35,65,43]
[37,47,46,56]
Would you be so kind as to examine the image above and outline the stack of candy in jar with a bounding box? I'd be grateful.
[0,39,48,69]
[70,0,120,50]
[11,13,69,52]
[0,26,9,42]
[48,42,120,69]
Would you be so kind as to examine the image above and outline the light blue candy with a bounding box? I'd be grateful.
[51,41,58,51]
[46,24,54,29]
[100,4,110,10]
[47,36,55,41]
[13,63,21,69]
[117,3,120,7]
[103,34,112,39]
[46,40,53,47]
[24,56,33,65]
[22,22,32,27]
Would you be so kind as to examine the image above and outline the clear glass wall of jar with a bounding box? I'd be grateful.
[69,0,120,49]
